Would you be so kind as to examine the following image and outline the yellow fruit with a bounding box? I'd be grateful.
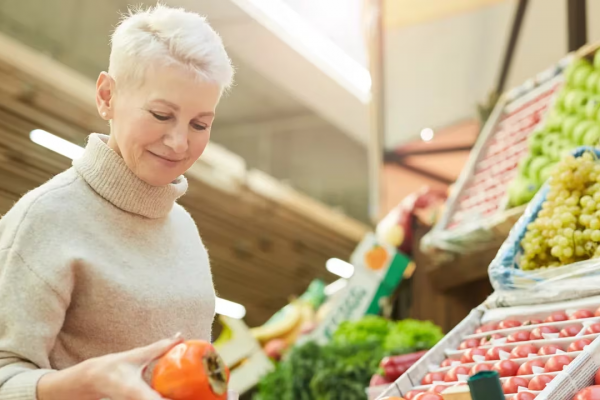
[250,303,301,344]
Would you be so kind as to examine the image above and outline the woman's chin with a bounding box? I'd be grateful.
[138,170,181,187]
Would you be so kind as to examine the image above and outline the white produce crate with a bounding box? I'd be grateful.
[376,296,600,399]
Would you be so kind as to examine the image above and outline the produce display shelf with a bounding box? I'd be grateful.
[375,295,600,400]
[422,59,568,254]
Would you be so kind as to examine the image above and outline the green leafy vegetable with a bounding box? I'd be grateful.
[254,317,444,400]
[332,315,391,346]
[384,319,444,354]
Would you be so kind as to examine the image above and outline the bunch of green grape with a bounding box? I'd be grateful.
[520,151,600,270]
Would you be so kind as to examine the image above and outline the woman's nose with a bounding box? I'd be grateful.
[164,128,188,154]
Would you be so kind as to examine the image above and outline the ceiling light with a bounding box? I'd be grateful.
[236,0,371,102]
[324,278,348,296]
[215,297,247,319]
[326,258,355,279]
[420,128,434,142]
[30,129,84,160]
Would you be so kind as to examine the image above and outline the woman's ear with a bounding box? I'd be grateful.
[96,72,115,120]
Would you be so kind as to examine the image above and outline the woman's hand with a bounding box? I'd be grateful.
[38,335,182,400]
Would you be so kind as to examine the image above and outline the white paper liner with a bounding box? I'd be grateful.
[543,333,560,340]
[532,366,546,374]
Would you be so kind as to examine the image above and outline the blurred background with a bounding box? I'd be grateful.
[1,0,598,397]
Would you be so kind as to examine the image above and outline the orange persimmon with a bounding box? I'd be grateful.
[152,340,230,400]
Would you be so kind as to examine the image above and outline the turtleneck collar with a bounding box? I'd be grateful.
[72,134,188,218]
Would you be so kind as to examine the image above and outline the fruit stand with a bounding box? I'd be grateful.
[204,37,600,400]
[371,41,600,400]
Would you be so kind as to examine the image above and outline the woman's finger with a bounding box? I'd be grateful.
[125,379,166,400]
[127,333,183,364]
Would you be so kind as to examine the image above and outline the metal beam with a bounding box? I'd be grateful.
[366,0,385,222]
[497,0,529,95]
[567,0,588,52]
[390,145,473,158]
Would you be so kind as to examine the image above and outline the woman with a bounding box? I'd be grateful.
[0,4,233,400]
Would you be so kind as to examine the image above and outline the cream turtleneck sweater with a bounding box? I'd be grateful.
[0,134,216,399]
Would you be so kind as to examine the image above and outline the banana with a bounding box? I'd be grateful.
[213,321,233,349]
[250,302,302,344]
[279,302,316,344]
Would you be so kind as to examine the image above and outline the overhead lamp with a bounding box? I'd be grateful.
[420,128,434,142]
[326,258,355,279]
[30,129,84,160]
[215,297,247,319]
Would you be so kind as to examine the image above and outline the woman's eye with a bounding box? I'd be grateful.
[191,123,207,131]
[151,112,171,121]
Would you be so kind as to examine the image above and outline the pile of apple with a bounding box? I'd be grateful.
[400,307,600,399]
[509,50,600,207]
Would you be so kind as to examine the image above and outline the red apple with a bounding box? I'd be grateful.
[568,339,592,352]
[570,309,595,320]
[560,324,583,338]
[510,344,538,359]
[546,311,568,322]
[530,325,559,340]
[538,344,563,356]
[517,359,545,376]
[507,330,531,343]
[461,348,487,364]
[498,320,522,330]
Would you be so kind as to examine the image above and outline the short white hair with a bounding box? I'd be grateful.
[109,4,234,92]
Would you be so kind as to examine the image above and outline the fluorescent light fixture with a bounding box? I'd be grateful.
[420,128,434,142]
[233,0,371,103]
[324,278,347,296]
[326,258,355,279]
[30,129,84,160]
[215,297,246,319]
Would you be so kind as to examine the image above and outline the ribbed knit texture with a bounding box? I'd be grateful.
[0,134,215,400]
[73,133,188,218]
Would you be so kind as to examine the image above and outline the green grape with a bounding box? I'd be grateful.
[551,246,563,257]
[580,214,592,226]
[558,236,569,247]
[563,227,575,238]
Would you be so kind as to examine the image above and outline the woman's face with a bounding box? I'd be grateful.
[96,64,221,186]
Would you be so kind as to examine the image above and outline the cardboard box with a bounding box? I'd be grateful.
[303,233,411,345]
[441,384,472,400]
[536,332,600,399]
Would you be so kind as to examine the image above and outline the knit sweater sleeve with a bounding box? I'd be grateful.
[0,180,77,400]
[0,247,69,400]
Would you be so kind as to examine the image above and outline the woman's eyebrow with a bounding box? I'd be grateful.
[150,99,214,118]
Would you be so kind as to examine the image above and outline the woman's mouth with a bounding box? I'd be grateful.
[148,151,184,166]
